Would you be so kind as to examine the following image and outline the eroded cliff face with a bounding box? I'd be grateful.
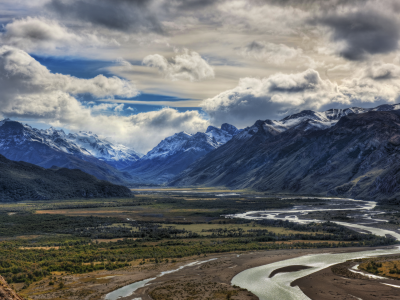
[0,276,25,300]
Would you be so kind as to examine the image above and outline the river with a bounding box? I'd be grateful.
[229,197,400,300]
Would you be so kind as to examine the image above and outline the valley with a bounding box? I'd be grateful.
[0,190,397,300]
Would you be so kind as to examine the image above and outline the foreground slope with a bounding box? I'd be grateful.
[171,110,400,200]
[125,123,241,184]
[0,154,132,201]
[0,275,25,300]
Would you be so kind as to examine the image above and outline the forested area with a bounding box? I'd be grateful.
[0,212,395,287]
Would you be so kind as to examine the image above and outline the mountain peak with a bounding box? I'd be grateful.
[221,123,239,135]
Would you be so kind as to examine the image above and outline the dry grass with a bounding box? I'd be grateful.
[161,222,321,236]
[19,246,60,250]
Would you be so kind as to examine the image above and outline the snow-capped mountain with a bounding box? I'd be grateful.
[205,123,242,145]
[67,131,142,169]
[124,123,241,184]
[236,103,400,142]
[170,103,400,201]
[0,119,136,184]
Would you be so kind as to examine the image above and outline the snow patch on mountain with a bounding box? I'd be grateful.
[67,131,141,168]
[235,103,400,141]
[0,119,141,170]
[142,124,241,161]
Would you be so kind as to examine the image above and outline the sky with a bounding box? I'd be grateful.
[1,0,400,153]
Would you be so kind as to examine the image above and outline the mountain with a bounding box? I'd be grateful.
[0,154,132,201]
[261,104,400,134]
[0,120,132,184]
[170,107,400,201]
[124,123,241,184]
[66,131,142,169]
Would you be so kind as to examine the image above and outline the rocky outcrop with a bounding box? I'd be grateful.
[0,275,25,300]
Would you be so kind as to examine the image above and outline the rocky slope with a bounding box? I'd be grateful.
[0,120,133,184]
[124,123,241,184]
[0,275,25,300]
[0,154,132,201]
[170,110,400,201]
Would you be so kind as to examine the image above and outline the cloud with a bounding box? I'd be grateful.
[312,1,400,60]
[201,69,343,127]
[340,62,400,103]
[202,61,400,127]
[237,41,316,66]
[0,17,118,54]
[114,57,133,68]
[90,103,119,112]
[114,103,124,112]
[0,46,208,153]
[46,0,164,33]
[143,49,215,81]
[0,46,138,98]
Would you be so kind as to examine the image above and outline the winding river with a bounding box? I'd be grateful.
[104,197,400,300]
[229,197,400,300]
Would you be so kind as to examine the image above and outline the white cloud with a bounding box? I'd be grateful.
[114,103,124,112]
[142,49,215,81]
[0,46,208,153]
[340,62,400,103]
[201,69,344,127]
[202,62,400,127]
[0,46,138,98]
[90,103,119,112]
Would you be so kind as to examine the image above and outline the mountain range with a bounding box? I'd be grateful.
[0,120,134,184]
[3,103,400,200]
[171,104,400,200]
[123,123,242,184]
[0,119,241,185]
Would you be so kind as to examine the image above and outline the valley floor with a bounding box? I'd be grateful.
[18,247,391,300]
[293,257,400,300]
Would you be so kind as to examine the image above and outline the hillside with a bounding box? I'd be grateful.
[170,110,400,201]
[0,154,132,201]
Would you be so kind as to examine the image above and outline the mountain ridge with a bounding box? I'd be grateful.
[0,154,132,201]
[170,108,400,201]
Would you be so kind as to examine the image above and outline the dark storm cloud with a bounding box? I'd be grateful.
[47,0,164,33]
[250,0,366,9]
[312,4,400,60]
[244,41,265,52]
[169,0,218,10]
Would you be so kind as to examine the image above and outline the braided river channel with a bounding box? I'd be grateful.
[228,197,400,300]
